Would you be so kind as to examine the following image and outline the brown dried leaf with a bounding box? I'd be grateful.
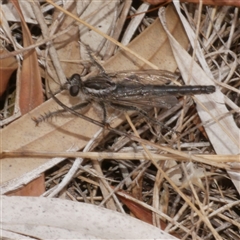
[0,49,18,96]
[6,175,45,197]
[10,0,43,114]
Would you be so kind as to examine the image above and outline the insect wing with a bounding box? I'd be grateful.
[107,69,179,85]
[109,95,178,109]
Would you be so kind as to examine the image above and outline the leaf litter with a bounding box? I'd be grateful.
[0,1,240,240]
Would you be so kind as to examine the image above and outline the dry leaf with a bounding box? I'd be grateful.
[6,175,45,197]
[10,0,43,114]
[0,49,18,96]
[1,195,178,239]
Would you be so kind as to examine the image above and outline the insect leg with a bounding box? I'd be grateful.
[33,101,90,125]
[98,101,108,123]
[83,44,108,76]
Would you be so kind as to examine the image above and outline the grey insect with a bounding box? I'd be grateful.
[33,68,215,128]
[62,69,215,124]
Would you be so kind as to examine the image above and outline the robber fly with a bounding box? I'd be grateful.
[33,68,215,128]
[62,69,215,123]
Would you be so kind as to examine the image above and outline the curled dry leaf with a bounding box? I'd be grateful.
[0,49,18,96]
[10,0,43,115]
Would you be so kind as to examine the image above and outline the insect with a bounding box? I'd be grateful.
[33,68,215,128]
[66,69,215,120]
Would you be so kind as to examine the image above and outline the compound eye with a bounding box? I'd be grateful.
[69,85,79,96]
